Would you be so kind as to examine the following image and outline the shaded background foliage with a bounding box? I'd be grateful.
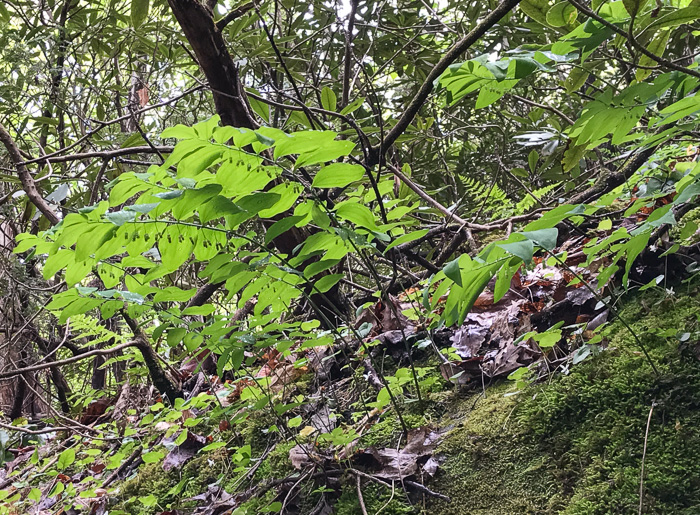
[2,0,700,512]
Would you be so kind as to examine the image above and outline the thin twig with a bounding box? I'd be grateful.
[568,0,700,80]
[0,341,138,380]
[0,123,60,225]
[370,0,523,164]
[356,474,369,515]
[639,402,657,515]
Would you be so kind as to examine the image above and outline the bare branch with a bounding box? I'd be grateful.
[0,341,138,380]
[568,0,700,80]
[369,0,523,165]
[31,145,173,165]
[0,122,60,225]
[215,1,254,31]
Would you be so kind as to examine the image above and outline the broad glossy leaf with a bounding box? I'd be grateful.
[521,0,551,26]
[130,0,149,27]
[443,257,462,287]
[321,87,337,111]
[384,229,429,253]
[312,163,365,188]
[546,2,578,27]
[497,239,534,264]
[520,228,558,250]
[622,0,647,17]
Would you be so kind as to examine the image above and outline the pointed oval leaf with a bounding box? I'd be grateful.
[312,163,365,188]
[131,0,149,27]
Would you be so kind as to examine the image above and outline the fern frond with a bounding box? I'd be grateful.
[462,176,514,219]
[515,183,560,213]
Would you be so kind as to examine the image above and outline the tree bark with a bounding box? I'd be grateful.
[166,0,347,326]
[167,0,257,129]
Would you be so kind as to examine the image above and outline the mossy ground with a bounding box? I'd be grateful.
[107,287,700,514]
[428,287,700,514]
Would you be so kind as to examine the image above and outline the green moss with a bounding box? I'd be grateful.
[670,206,700,245]
[253,440,296,482]
[114,449,232,515]
[359,413,426,448]
[335,482,415,515]
[238,408,278,454]
[428,289,700,514]
[114,463,176,515]
[428,383,558,514]
[101,289,700,515]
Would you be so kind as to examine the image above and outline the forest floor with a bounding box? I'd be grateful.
[3,284,700,515]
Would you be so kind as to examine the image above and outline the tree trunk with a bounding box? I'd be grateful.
[167,0,257,129]
[166,0,348,326]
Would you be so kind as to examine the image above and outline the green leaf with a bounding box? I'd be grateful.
[177,145,224,179]
[50,482,65,497]
[528,150,539,172]
[646,7,700,32]
[139,494,158,507]
[167,328,187,347]
[43,249,74,279]
[622,232,651,285]
[200,441,227,452]
[296,140,356,167]
[104,210,137,226]
[335,202,379,231]
[497,239,535,264]
[636,30,670,81]
[533,329,562,348]
[153,287,196,303]
[119,290,145,304]
[265,215,306,245]
[562,141,586,172]
[121,132,146,148]
[312,163,365,188]
[66,258,94,287]
[443,257,462,287]
[546,2,578,27]
[314,274,343,293]
[131,0,149,27]
[27,488,41,503]
[384,229,429,252]
[142,451,164,464]
[340,97,364,115]
[494,263,518,302]
[182,304,215,316]
[597,219,613,231]
[520,228,558,251]
[57,448,76,470]
[623,0,647,17]
[161,124,196,140]
[521,0,553,26]
[565,66,590,94]
[321,87,337,111]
